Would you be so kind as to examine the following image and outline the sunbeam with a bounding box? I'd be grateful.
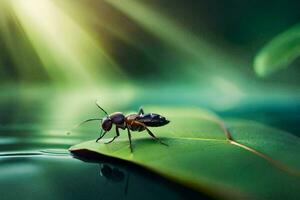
[9,0,125,86]
[104,0,239,71]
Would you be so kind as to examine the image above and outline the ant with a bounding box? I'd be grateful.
[70,102,170,152]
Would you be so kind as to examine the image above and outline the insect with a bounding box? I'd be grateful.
[71,102,170,152]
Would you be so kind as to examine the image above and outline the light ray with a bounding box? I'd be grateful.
[10,0,125,86]
[104,0,238,71]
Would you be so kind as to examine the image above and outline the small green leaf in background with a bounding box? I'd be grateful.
[254,24,300,77]
[69,107,300,199]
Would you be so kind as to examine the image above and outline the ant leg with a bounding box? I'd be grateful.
[105,126,120,144]
[133,120,168,146]
[127,127,133,152]
[145,127,168,146]
[96,129,107,142]
[138,107,144,115]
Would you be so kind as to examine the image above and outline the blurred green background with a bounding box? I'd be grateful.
[1,0,300,136]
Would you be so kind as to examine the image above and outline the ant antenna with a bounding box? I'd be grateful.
[95,100,109,116]
[66,118,102,135]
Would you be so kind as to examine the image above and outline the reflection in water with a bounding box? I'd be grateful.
[72,151,208,200]
[0,149,70,157]
[39,149,70,156]
[99,163,129,196]
[100,164,126,183]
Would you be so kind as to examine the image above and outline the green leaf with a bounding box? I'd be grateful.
[254,24,300,77]
[69,107,300,199]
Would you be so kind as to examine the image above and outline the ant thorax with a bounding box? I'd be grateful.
[109,112,126,125]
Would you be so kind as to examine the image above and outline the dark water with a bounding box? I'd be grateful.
[0,152,206,200]
[0,89,299,200]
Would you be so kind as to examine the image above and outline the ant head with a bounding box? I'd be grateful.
[102,117,112,131]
